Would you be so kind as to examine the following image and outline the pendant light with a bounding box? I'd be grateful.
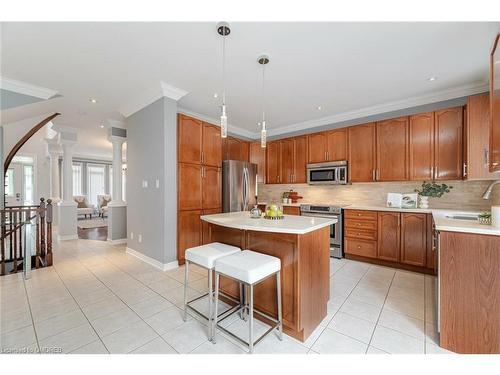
[258,55,270,148]
[217,22,230,138]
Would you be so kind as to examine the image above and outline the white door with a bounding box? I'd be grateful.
[5,163,24,207]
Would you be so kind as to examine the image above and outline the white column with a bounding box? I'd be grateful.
[109,137,126,206]
[0,126,4,210]
[48,150,61,201]
[61,141,75,203]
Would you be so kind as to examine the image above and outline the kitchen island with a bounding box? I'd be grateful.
[200,211,336,342]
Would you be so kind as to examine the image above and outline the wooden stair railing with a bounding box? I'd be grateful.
[0,198,53,276]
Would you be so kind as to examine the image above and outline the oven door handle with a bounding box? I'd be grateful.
[300,213,340,219]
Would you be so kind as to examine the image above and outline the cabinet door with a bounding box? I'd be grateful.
[294,136,308,183]
[466,94,500,179]
[202,166,221,209]
[202,122,222,167]
[326,129,348,161]
[250,142,266,183]
[348,123,376,182]
[308,133,327,163]
[282,206,300,215]
[178,163,202,210]
[280,139,295,184]
[239,140,250,162]
[409,112,435,180]
[177,210,202,263]
[401,213,427,267]
[377,212,400,262]
[202,208,221,245]
[178,115,202,164]
[434,107,463,180]
[376,117,408,181]
[266,141,281,184]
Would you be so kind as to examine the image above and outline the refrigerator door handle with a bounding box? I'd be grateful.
[243,167,249,211]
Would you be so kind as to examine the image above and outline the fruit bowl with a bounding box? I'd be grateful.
[264,203,284,220]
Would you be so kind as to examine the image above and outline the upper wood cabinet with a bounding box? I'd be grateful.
[281,138,295,184]
[376,117,408,181]
[490,34,500,172]
[202,123,222,167]
[465,94,500,180]
[434,107,463,180]
[308,129,347,163]
[250,142,266,183]
[266,141,281,184]
[202,166,221,209]
[178,163,202,210]
[223,136,250,162]
[377,212,400,262]
[401,213,427,267]
[178,114,203,164]
[293,136,308,183]
[409,112,435,180]
[348,123,376,182]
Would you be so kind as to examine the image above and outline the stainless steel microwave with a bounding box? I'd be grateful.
[307,161,348,185]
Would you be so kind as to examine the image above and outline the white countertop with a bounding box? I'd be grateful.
[200,211,337,235]
[346,205,499,236]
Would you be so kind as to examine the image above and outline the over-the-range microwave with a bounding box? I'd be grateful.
[307,161,348,185]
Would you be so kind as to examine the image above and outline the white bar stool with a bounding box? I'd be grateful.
[213,250,282,353]
[184,242,241,341]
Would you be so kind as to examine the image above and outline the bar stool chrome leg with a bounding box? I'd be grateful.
[207,268,213,341]
[212,272,220,344]
[183,260,189,322]
[277,271,283,340]
[249,284,254,353]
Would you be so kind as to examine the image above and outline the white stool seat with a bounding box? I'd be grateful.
[214,250,281,284]
[185,242,241,269]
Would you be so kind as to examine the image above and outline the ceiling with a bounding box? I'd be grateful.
[1,22,499,152]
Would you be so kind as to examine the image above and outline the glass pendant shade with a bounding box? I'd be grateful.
[261,121,267,148]
[220,105,228,138]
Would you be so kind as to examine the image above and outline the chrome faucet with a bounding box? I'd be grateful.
[482,180,500,199]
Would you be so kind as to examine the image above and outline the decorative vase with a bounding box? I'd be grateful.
[419,196,429,209]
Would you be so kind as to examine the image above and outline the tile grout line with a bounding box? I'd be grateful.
[21,276,41,354]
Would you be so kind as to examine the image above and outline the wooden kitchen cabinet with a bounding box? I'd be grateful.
[266,141,281,184]
[401,213,427,267]
[177,210,202,263]
[377,212,400,262]
[308,133,328,163]
[202,122,222,167]
[202,166,221,209]
[348,123,376,182]
[308,129,347,163]
[409,112,435,180]
[250,142,266,183]
[344,210,378,259]
[283,206,300,215]
[465,94,500,179]
[178,114,203,164]
[280,138,295,183]
[293,136,308,183]
[202,208,222,244]
[223,136,249,161]
[178,163,202,210]
[434,107,463,180]
[376,117,408,181]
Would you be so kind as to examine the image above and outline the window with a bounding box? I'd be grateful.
[87,164,106,206]
[72,163,83,196]
[5,169,14,197]
[23,165,34,205]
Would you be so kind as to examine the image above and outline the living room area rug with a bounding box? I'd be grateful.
[77,218,108,229]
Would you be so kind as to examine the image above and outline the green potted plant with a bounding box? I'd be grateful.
[414,182,453,208]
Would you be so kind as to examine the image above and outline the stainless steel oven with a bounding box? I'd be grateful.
[307,161,348,185]
[300,204,344,258]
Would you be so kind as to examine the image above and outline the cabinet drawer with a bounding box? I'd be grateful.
[345,219,377,231]
[345,210,378,221]
[283,206,300,215]
[345,238,377,258]
[345,228,377,241]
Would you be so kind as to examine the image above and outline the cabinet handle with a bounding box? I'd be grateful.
[376,169,380,180]
[484,149,489,167]
[430,166,434,179]
[357,245,361,249]
[435,166,439,178]
[324,152,327,161]
[201,152,204,164]
[463,163,467,177]
[372,170,375,181]
[326,151,329,161]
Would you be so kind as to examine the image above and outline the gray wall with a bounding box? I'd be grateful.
[126,97,177,265]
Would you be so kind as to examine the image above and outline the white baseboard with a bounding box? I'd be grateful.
[108,238,127,245]
[125,247,179,271]
[57,234,78,241]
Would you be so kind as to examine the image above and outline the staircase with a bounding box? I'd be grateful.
[0,198,53,276]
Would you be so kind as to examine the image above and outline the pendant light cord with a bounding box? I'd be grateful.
[262,61,266,124]
[222,32,226,107]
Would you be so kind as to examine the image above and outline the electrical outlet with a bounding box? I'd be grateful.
[138,234,142,243]
[130,232,134,239]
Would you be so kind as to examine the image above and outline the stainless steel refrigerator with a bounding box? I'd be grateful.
[222,160,257,212]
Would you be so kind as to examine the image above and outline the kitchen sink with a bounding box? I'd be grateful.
[445,214,479,221]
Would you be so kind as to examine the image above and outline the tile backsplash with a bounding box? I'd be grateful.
[258,180,500,211]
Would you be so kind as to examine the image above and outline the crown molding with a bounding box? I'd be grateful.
[118,81,189,118]
[0,77,58,100]
[177,107,256,140]
[266,81,489,138]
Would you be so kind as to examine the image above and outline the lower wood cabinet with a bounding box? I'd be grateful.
[177,210,202,263]
[283,206,300,215]
[344,209,431,272]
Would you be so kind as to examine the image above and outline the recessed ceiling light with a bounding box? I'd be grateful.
[100,124,104,128]
[317,106,322,111]
[213,93,218,98]
[90,98,98,103]
[427,77,437,82]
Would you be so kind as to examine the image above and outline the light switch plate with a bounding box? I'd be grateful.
[142,180,148,188]
[138,234,142,243]
[156,179,160,189]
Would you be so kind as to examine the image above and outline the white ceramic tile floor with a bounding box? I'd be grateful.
[0,238,452,354]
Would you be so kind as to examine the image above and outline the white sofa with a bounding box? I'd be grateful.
[97,194,111,218]
[73,196,95,219]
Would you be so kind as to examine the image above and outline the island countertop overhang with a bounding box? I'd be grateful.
[200,211,337,235]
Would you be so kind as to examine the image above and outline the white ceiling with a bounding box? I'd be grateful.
[1,22,499,151]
